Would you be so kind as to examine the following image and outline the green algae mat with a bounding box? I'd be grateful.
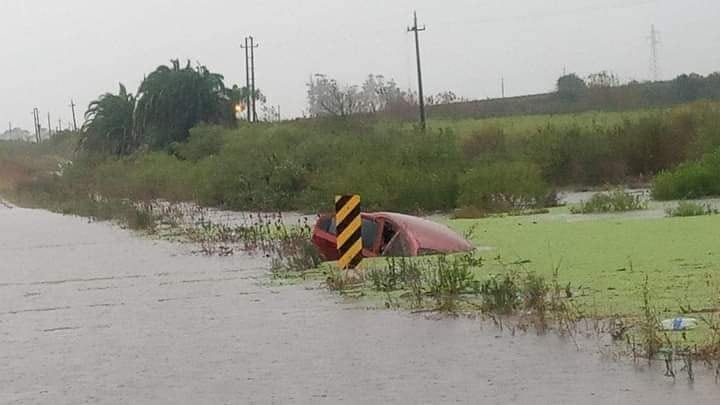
[448,209,720,318]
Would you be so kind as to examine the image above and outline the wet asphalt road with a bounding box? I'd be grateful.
[0,204,718,404]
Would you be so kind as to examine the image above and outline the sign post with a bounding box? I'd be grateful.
[335,195,362,269]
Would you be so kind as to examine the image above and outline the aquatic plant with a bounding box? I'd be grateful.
[665,201,718,217]
[570,189,647,214]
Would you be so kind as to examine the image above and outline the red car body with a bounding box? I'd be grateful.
[311,212,473,261]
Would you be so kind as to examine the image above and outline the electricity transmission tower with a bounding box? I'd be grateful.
[407,11,427,131]
[649,25,661,82]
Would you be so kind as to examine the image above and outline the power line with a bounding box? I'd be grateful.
[407,11,427,131]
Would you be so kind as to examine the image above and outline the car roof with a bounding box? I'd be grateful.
[370,212,472,252]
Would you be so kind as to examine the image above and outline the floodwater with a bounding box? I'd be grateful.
[1,203,718,404]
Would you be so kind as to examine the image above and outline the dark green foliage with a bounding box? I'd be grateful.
[458,161,550,213]
[557,74,587,102]
[135,60,230,148]
[653,150,720,200]
[78,60,242,155]
[80,84,138,155]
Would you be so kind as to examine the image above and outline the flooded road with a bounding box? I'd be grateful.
[1,204,718,404]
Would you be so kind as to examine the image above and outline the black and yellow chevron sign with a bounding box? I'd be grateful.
[335,195,362,269]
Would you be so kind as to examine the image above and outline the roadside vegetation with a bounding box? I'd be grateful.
[6,100,720,217]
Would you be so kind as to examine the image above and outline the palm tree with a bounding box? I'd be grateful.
[79,84,137,155]
[135,60,230,148]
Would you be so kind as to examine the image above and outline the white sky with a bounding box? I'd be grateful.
[1,0,719,130]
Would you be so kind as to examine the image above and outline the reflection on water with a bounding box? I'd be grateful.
[0,204,717,404]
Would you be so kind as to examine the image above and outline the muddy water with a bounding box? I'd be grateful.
[0,204,718,404]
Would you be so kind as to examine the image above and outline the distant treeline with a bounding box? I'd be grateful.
[428,72,720,119]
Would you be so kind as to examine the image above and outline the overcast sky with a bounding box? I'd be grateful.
[2,0,719,130]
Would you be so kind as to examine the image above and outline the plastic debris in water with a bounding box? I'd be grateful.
[659,317,698,331]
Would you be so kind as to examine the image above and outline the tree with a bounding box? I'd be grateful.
[426,91,461,105]
[586,71,620,88]
[79,83,137,155]
[135,60,230,148]
[227,84,266,120]
[557,74,587,101]
[306,74,361,117]
[358,74,405,113]
[672,73,705,102]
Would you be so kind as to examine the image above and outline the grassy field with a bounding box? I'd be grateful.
[427,107,663,138]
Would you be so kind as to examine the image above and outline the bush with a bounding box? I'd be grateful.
[665,201,718,217]
[652,150,720,200]
[458,161,551,213]
[570,189,646,214]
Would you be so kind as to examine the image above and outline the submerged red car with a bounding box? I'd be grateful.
[311,212,473,261]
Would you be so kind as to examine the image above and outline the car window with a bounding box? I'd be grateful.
[317,216,332,232]
[382,232,411,257]
[361,218,378,250]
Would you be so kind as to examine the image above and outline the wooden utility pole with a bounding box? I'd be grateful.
[241,38,252,122]
[70,99,78,131]
[250,36,258,123]
[241,37,259,122]
[31,108,40,143]
[47,113,52,138]
[407,11,427,130]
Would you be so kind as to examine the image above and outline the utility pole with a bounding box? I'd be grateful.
[241,38,252,122]
[250,36,258,123]
[31,108,40,143]
[407,11,427,130]
[649,24,660,82]
[241,36,259,122]
[70,99,78,131]
[47,113,52,138]
[501,77,505,98]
